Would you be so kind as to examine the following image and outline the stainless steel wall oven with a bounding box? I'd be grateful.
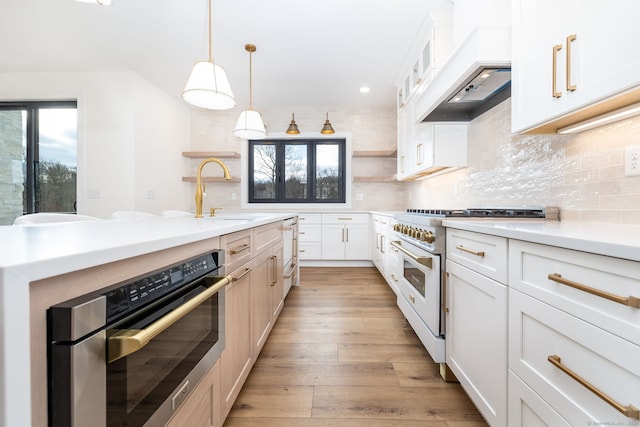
[48,250,229,427]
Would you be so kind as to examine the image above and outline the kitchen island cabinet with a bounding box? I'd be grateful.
[442,219,640,427]
[0,212,295,427]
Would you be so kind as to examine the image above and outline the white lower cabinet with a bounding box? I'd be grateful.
[298,214,322,260]
[507,239,640,426]
[320,214,370,260]
[446,258,508,427]
[508,371,571,427]
[446,228,508,427]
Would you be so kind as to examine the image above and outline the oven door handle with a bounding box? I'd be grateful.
[107,274,232,363]
[390,240,433,269]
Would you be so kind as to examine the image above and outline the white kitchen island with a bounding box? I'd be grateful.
[0,212,295,427]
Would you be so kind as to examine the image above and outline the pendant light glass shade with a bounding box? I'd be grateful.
[182,0,235,110]
[286,113,300,134]
[233,44,266,139]
[183,61,235,109]
[234,110,267,139]
[321,112,335,134]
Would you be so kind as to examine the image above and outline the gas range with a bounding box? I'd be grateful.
[393,207,551,253]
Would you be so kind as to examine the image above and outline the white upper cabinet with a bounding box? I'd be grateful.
[512,0,640,134]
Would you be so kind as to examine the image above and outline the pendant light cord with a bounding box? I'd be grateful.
[249,49,253,109]
[207,0,213,62]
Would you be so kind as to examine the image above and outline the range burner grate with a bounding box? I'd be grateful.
[405,208,546,218]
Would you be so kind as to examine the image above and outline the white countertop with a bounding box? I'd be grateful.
[0,212,296,283]
[442,219,640,261]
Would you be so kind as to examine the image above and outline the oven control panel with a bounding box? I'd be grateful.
[104,251,223,322]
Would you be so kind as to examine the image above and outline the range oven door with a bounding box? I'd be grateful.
[105,274,228,427]
[49,273,229,427]
[391,240,442,337]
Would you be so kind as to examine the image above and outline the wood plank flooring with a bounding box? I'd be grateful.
[223,267,488,427]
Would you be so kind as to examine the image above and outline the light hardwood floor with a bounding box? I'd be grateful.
[223,267,488,427]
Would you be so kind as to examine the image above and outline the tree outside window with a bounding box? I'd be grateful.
[249,139,345,203]
[0,101,78,225]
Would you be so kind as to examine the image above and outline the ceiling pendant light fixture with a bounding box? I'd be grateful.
[182,0,235,110]
[320,112,335,134]
[286,113,300,134]
[233,44,267,139]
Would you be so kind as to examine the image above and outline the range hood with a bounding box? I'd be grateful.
[414,25,511,123]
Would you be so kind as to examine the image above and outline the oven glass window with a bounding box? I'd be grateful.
[106,289,219,427]
[403,260,426,297]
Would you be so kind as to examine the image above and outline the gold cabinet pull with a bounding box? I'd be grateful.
[552,44,563,98]
[108,275,232,363]
[416,143,423,166]
[270,255,278,285]
[390,240,432,269]
[455,245,485,257]
[409,294,415,304]
[231,267,251,282]
[230,244,250,255]
[548,273,640,308]
[548,355,640,420]
[391,274,398,282]
[566,34,577,91]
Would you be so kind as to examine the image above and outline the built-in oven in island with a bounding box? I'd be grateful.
[47,250,230,427]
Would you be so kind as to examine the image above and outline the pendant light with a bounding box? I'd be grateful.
[286,113,300,134]
[182,0,235,110]
[320,112,335,134]
[233,44,267,139]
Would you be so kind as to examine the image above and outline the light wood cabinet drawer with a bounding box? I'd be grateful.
[509,240,640,346]
[509,288,640,425]
[298,224,321,241]
[298,214,322,224]
[221,229,252,273]
[254,221,283,254]
[446,228,508,283]
[298,241,321,259]
[322,213,370,224]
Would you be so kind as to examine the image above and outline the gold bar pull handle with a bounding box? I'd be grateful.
[231,267,251,282]
[230,244,250,255]
[566,34,577,91]
[455,245,485,257]
[390,240,433,269]
[552,44,563,98]
[416,143,423,166]
[548,273,640,308]
[270,255,278,286]
[108,275,232,363]
[548,355,640,420]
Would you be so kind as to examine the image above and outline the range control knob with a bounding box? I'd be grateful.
[424,231,435,243]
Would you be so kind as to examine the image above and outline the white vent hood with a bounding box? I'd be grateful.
[413,1,511,123]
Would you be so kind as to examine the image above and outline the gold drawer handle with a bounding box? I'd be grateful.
[552,44,563,98]
[548,355,640,420]
[455,245,485,257]
[409,294,415,304]
[566,34,577,91]
[231,267,251,282]
[230,244,250,255]
[548,273,640,308]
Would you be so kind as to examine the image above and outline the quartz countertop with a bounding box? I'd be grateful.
[442,219,640,261]
[0,212,296,283]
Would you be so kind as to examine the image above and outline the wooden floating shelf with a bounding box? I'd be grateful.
[182,177,241,183]
[352,149,397,158]
[353,176,397,183]
[182,151,241,159]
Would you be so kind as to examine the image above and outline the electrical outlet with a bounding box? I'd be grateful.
[625,145,640,177]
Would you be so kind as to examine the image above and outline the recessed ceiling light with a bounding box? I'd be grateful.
[360,87,370,93]
[75,0,112,5]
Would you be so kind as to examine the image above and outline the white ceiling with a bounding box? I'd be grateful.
[0,0,453,110]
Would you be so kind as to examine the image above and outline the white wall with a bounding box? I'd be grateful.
[0,71,191,218]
